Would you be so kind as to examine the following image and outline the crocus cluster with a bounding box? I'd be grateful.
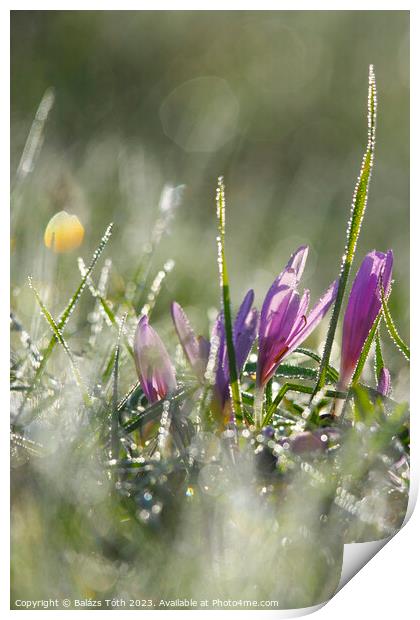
[133,245,393,424]
[133,245,338,419]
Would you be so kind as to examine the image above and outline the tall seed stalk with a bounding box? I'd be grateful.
[313,65,377,396]
[215,176,243,421]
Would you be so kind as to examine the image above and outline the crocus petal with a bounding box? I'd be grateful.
[260,245,308,331]
[287,279,338,352]
[287,245,309,282]
[340,250,393,387]
[377,367,391,397]
[233,289,254,342]
[233,290,258,369]
[212,311,226,369]
[134,315,177,403]
[286,289,311,343]
[171,301,208,379]
[268,289,302,346]
[235,307,259,372]
[257,290,302,385]
[198,336,210,370]
[211,312,228,410]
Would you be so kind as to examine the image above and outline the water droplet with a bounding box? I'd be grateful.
[138,509,150,522]
[152,502,162,515]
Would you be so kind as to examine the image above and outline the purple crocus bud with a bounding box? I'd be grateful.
[213,290,259,416]
[134,315,177,403]
[257,246,338,388]
[233,290,259,373]
[377,367,391,397]
[339,250,393,390]
[171,302,209,380]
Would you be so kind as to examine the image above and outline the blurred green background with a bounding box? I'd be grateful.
[11,10,409,390]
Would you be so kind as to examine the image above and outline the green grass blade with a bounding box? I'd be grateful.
[122,386,195,433]
[111,315,126,461]
[131,186,184,313]
[314,65,377,394]
[78,256,135,362]
[29,278,91,406]
[351,313,381,386]
[117,381,142,413]
[294,348,339,382]
[78,257,116,322]
[380,284,410,360]
[275,364,322,382]
[244,353,339,383]
[139,259,175,318]
[374,330,384,382]
[58,223,113,330]
[263,383,314,426]
[263,382,347,427]
[216,176,243,421]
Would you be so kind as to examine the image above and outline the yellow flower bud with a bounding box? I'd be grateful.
[44,211,85,253]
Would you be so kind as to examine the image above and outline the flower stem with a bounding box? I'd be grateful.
[265,378,273,408]
[254,386,264,428]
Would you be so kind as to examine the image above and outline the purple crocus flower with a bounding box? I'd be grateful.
[171,291,258,419]
[377,367,391,397]
[257,246,338,388]
[171,302,210,381]
[339,250,393,390]
[213,290,259,416]
[134,315,177,403]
